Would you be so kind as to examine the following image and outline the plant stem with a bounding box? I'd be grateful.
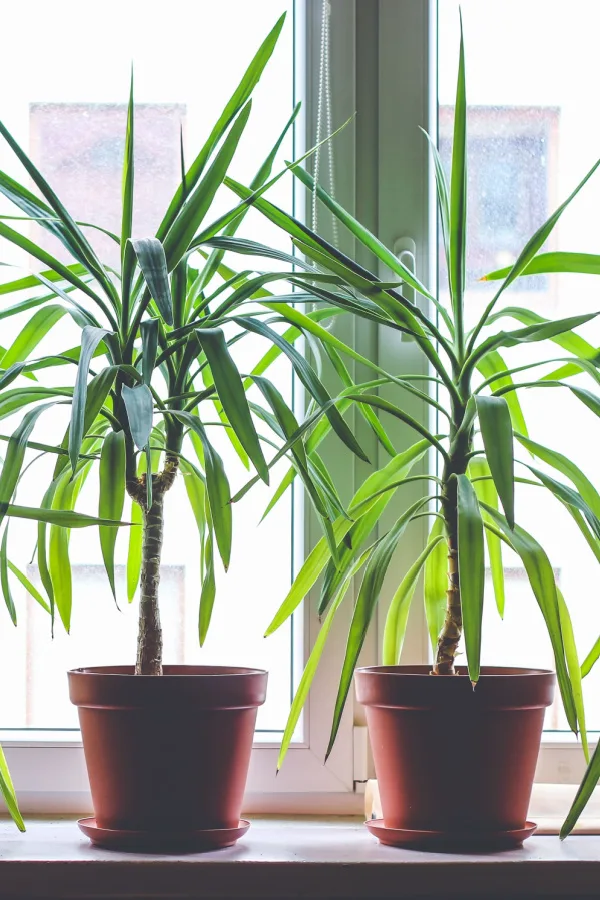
[128,454,179,676]
[435,474,463,675]
[434,398,472,676]
[136,490,165,676]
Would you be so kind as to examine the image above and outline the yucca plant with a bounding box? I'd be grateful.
[0,12,382,681]
[218,23,600,827]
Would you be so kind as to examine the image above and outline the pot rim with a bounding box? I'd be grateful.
[356,665,554,677]
[68,665,268,679]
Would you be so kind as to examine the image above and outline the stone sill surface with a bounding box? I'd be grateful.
[0,816,599,899]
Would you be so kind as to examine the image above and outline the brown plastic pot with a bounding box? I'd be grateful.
[355,665,554,842]
[69,665,267,847]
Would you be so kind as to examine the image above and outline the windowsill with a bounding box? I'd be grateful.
[0,817,600,899]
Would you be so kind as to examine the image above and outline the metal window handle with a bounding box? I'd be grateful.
[393,237,417,341]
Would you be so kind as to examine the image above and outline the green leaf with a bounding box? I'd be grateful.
[383,536,445,666]
[0,363,26,391]
[251,375,336,529]
[163,102,252,272]
[99,430,126,602]
[122,384,153,451]
[483,251,600,281]
[6,559,50,614]
[0,525,16,625]
[140,319,159,387]
[449,10,467,335]
[49,475,74,632]
[0,742,25,831]
[156,13,285,240]
[121,68,135,253]
[69,327,111,470]
[557,587,588,762]
[470,457,505,617]
[424,516,448,651]
[8,505,130,528]
[476,395,514,528]
[196,102,300,296]
[456,474,485,683]
[476,350,529,438]
[485,306,600,363]
[54,366,117,479]
[516,434,600,524]
[482,505,577,733]
[199,328,268,483]
[1,305,66,369]
[131,238,173,326]
[231,314,370,463]
[199,518,216,647]
[171,413,232,570]
[561,740,600,838]
[0,220,109,313]
[266,439,430,635]
[126,455,146,603]
[582,634,600,679]
[0,265,87,298]
[0,118,117,304]
[482,155,600,302]
[525,463,600,541]
[470,313,598,372]
[421,127,451,284]
[326,498,428,758]
[0,402,55,528]
[277,544,375,771]
[290,163,436,306]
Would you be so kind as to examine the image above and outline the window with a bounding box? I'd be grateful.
[2,0,597,816]
[0,0,361,815]
[438,105,559,290]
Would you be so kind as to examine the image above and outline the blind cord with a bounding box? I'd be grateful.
[311,0,338,248]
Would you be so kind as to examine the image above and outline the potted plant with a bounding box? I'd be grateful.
[221,21,600,848]
[0,14,377,850]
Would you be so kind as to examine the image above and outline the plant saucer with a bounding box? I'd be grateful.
[365,818,537,850]
[77,817,250,852]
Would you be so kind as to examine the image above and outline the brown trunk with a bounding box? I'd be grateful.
[136,493,165,676]
[433,533,462,675]
[127,454,179,677]
[433,403,470,675]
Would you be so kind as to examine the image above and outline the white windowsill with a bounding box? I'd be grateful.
[0,817,599,899]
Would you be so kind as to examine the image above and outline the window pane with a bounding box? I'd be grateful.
[0,0,297,735]
[439,0,600,732]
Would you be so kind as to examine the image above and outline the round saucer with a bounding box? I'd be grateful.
[77,817,250,852]
[365,818,537,850]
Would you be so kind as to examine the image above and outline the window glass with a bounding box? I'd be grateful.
[0,0,296,735]
[439,0,600,732]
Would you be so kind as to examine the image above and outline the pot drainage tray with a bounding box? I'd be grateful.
[78,817,250,852]
[366,818,537,850]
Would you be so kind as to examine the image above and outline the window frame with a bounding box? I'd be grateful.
[0,0,591,819]
[0,0,366,817]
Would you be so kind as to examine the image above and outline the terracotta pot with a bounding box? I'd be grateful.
[69,665,267,843]
[355,665,554,838]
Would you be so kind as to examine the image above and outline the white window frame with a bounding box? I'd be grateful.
[0,0,590,818]
[0,0,367,817]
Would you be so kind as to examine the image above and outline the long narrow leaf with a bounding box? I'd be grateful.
[99,430,126,602]
[457,474,485,683]
[476,395,514,527]
[383,536,445,665]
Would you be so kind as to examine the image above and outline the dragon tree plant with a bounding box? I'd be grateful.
[0,13,380,684]
[213,23,600,814]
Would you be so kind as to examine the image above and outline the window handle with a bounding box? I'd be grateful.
[393,237,417,341]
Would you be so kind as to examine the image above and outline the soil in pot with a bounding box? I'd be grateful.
[69,665,267,851]
[355,665,554,849]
